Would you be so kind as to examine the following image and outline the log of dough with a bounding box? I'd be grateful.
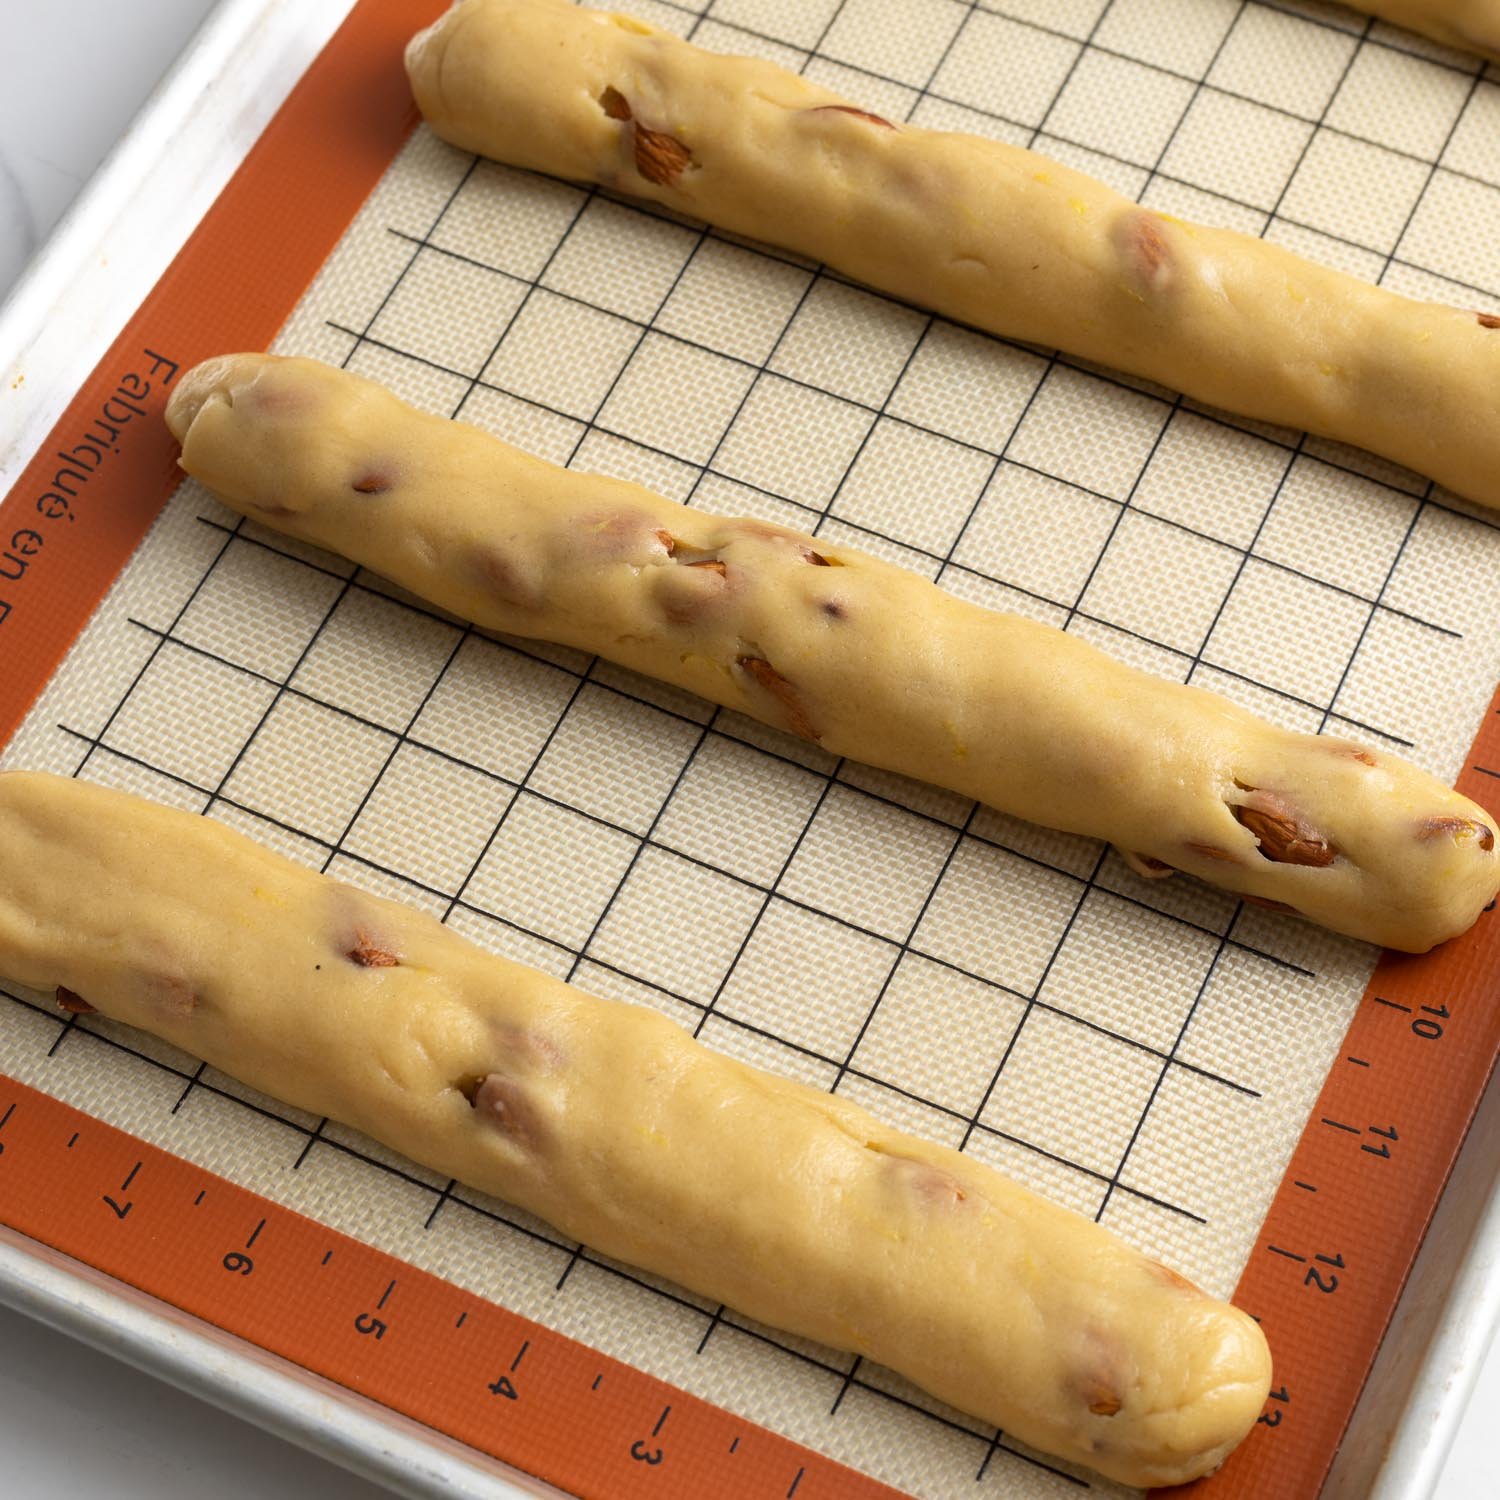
[0,769,1272,1486]
[1351,1,1500,63]
[165,353,1499,952]
[405,0,1500,511]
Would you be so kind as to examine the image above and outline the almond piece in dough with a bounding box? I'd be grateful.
[405,0,1500,510]
[165,355,1500,953]
[0,770,1271,1489]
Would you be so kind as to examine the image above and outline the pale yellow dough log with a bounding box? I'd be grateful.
[1354,0,1500,63]
[165,353,1499,952]
[405,0,1500,511]
[0,770,1272,1486]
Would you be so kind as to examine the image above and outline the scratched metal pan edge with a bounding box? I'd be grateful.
[0,1,535,1495]
[0,0,1496,1496]
[0,1226,564,1500]
[0,0,357,486]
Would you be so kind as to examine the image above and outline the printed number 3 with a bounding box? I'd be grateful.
[630,1440,664,1466]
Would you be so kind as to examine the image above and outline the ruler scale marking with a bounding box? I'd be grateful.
[0,1,1494,1496]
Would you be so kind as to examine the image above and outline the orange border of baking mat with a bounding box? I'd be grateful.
[1157,692,1500,1499]
[0,0,445,747]
[0,1,1497,1495]
[0,1075,904,1500]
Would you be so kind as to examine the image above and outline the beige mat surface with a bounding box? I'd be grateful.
[4,2,1500,1494]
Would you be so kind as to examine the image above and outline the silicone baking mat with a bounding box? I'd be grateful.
[2,2,1499,1496]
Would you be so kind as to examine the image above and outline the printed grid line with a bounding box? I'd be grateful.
[372,224,1459,641]
[0,971,1088,1487]
[142,522,1321,979]
[653,0,1500,298]
[310,323,1438,749]
[80,616,1278,1103]
[4,2,1499,1496]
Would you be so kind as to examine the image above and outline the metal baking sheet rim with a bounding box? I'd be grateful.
[0,0,1495,1495]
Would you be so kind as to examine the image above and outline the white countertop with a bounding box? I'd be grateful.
[0,4,1494,1496]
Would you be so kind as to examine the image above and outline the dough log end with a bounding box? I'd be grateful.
[403,8,456,121]
[164,352,269,444]
[1085,1280,1272,1488]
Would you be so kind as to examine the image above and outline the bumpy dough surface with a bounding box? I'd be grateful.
[1355,0,1500,62]
[165,354,1499,952]
[405,0,1500,511]
[0,770,1272,1486]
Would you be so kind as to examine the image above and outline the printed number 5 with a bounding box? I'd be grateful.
[354,1312,387,1340]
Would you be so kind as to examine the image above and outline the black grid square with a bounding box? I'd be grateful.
[220,695,396,845]
[1278,130,1432,253]
[1046,47,1197,166]
[367,247,528,378]
[771,279,927,408]
[914,837,1081,994]
[1204,559,1372,706]
[886,321,1047,452]
[1093,0,1239,75]
[1325,40,1473,158]
[540,196,699,322]
[430,161,587,280]
[714,375,876,508]
[829,418,996,555]
[1038,889,1220,1053]
[174,540,343,681]
[1254,457,1419,598]
[953,462,1118,604]
[718,899,899,1058]
[291,588,461,733]
[102,645,278,790]
[343,743,515,896]
[850,952,1027,1117]
[709,0,844,49]
[597,332,757,464]
[1207,2,1358,119]
[589,846,765,1002]
[482,290,641,420]
[412,637,576,784]
[979,1009,1162,1178]
[529,683,702,835]
[823,0,970,88]
[932,7,1082,127]
[654,733,826,887]
[464,792,639,951]
[1160,88,1315,209]
[780,784,959,941]
[656,239,813,365]
[1078,509,1242,653]
[1007,365,1171,502]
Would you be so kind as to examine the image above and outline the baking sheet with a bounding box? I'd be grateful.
[3,1,1500,1496]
